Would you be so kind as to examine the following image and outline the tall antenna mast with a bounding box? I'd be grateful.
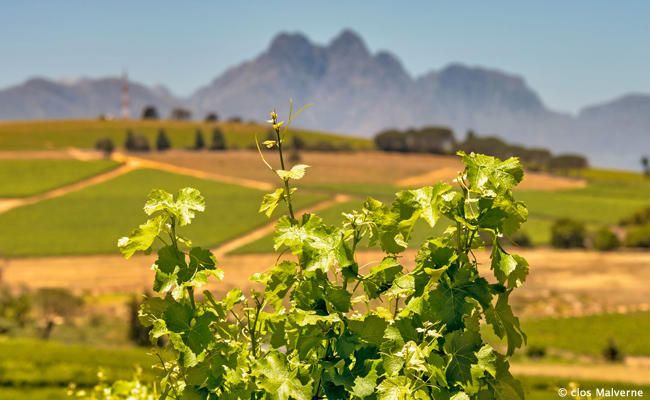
[121,69,130,120]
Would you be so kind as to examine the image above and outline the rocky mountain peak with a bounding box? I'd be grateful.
[327,29,368,57]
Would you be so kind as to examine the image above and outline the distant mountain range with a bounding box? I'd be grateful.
[1,30,648,170]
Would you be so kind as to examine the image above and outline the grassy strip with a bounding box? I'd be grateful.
[0,338,157,388]
[0,120,373,151]
[0,159,120,198]
[483,311,650,357]
[0,168,327,257]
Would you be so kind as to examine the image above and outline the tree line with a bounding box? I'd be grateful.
[375,127,589,174]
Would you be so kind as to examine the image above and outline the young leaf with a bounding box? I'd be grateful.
[143,189,175,215]
[260,188,285,218]
[490,242,529,289]
[363,257,403,299]
[377,376,411,400]
[459,151,524,195]
[175,187,205,226]
[276,164,310,180]
[118,215,167,259]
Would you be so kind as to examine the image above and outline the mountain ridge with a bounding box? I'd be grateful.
[0,29,648,169]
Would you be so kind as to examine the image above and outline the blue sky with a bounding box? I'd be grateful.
[1,0,649,114]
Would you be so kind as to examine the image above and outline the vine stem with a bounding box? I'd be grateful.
[275,127,296,220]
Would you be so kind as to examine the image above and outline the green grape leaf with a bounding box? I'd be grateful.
[163,302,193,333]
[185,312,219,355]
[494,191,528,236]
[444,329,482,387]
[485,292,527,356]
[335,328,360,359]
[143,189,175,215]
[326,286,352,313]
[377,376,411,400]
[483,354,526,400]
[260,188,285,218]
[363,257,403,299]
[274,213,354,272]
[175,187,205,226]
[347,315,389,347]
[155,245,188,274]
[139,295,172,327]
[428,268,492,331]
[394,183,451,228]
[276,164,310,180]
[223,287,246,311]
[252,350,312,400]
[153,269,177,293]
[384,317,419,347]
[478,344,497,378]
[263,260,298,309]
[118,215,167,259]
[459,151,524,195]
[351,360,380,398]
[363,197,406,254]
[299,230,354,273]
[490,243,529,289]
[189,247,218,271]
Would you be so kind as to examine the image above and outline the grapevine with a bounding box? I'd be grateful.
[119,101,529,400]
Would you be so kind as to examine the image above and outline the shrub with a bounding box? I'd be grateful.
[551,218,586,248]
[124,130,150,152]
[141,106,159,120]
[170,108,192,120]
[625,224,650,248]
[525,345,547,359]
[118,104,530,399]
[593,227,620,251]
[209,128,226,150]
[155,129,171,151]
[94,137,114,154]
[620,206,650,226]
[227,116,242,123]
[204,112,219,122]
[603,337,623,362]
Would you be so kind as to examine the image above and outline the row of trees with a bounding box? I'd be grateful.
[375,127,589,173]
[140,106,242,123]
[95,128,227,153]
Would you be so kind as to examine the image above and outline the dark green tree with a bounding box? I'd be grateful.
[374,129,407,152]
[156,128,172,151]
[194,129,205,150]
[210,128,226,150]
[204,112,219,122]
[141,105,159,120]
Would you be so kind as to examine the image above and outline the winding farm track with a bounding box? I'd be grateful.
[0,150,275,215]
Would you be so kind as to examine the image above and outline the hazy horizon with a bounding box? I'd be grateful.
[2,1,650,115]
